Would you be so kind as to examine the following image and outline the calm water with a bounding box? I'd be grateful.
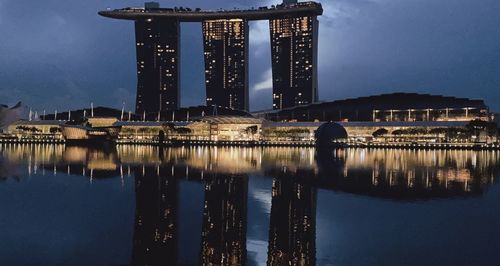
[1,144,500,266]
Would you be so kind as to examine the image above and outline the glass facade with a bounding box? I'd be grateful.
[270,15,319,110]
[135,18,180,115]
[203,19,249,111]
[101,1,324,115]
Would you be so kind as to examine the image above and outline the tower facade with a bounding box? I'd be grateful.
[270,14,319,110]
[99,1,323,115]
[203,19,249,111]
[135,17,180,115]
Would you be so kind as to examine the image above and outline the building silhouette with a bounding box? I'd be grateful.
[135,16,180,115]
[270,13,319,110]
[99,1,323,114]
[259,93,490,122]
[203,19,249,111]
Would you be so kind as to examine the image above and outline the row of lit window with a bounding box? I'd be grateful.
[156,49,176,53]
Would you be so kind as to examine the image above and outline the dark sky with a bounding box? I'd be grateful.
[0,0,499,113]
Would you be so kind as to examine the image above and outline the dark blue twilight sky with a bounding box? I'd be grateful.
[0,0,499,112]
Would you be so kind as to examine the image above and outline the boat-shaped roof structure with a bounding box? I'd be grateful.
[99,2,323,21]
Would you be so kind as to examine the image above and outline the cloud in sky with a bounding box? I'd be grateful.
[0,0,499,112]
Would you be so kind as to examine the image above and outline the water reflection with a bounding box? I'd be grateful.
[1,144,499,265]
[201,174,248,265]
[314,149,498,199]
[3,144,496,199]
[268,177,316,265]
[132,166,178,265]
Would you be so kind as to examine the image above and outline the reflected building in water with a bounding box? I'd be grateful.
[315,149,499,200]
[2,144,500,264]
[201,174,248,265]
[2,144,499,198]
[132,165,178,265]
[268,175,316,265]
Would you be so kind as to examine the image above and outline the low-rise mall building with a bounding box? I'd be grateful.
[1,93,498,146]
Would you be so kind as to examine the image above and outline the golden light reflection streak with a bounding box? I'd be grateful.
[1,144,499,193]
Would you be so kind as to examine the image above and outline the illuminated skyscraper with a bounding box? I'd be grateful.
[99,1,322,113]
[203,19,249,111]
[135,17,180,115]
[270,2,319,110]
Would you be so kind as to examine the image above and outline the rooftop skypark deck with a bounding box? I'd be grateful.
[98,2,323,21]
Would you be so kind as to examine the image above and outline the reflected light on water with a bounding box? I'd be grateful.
[1,144,500,265]
[1,144,499,200]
